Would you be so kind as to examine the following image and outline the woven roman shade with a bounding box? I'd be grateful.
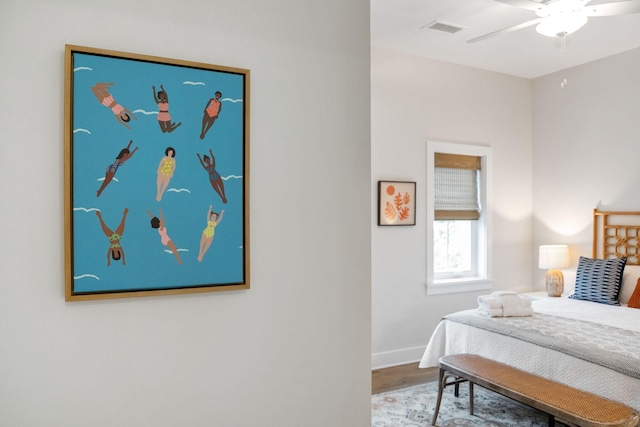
[434,153,481,220]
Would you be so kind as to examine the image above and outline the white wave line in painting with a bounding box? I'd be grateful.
[97,177,119,182]
[74,207,100,213]
[74,274,100,280]
[74,67,93,72]
[222,98,243,103]
[166,188,191,194]
[74,128,91,134]
[183,81,205,86]
[222,175,242,181]
[132,109,158,115]
[164,248,189,254]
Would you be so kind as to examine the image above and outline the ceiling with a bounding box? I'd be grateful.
[371,0,640,78]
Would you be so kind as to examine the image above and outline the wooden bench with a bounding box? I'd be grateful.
[432,354,639,427]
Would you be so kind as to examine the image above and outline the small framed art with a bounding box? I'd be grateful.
[377,181,416,226]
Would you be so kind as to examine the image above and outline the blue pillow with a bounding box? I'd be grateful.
[569,256,626,305]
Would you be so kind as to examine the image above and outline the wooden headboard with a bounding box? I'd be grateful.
[593,209,640,265]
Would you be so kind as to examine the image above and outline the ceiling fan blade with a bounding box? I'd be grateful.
[584,0,640,16]
[493,0,548,12]
[467,18,543,43]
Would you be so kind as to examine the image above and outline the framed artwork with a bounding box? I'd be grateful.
[378,181,416,226]
[64,45,250,301]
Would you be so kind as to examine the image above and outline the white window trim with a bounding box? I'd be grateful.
[426,141,494,295]
[428,277,494,295]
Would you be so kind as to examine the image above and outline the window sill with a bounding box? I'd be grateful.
[426,277,494,296]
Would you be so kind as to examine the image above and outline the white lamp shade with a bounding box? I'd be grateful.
[539,245,570,269]
[536,14,588,37]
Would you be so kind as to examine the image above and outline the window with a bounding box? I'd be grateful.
[426,141,493,295]
[433,152,480,280]
[433,220,476,279]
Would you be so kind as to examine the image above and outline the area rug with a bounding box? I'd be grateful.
[372,381,551,427]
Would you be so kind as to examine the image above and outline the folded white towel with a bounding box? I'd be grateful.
[477,295,502,309]
[508,305,533,317]
[490,292,532,308]
[519,296,532,308]
[501,295,533,317]
[477,292,533,317]
[491,290,518,297]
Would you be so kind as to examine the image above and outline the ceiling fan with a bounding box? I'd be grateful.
[468,0,640,43]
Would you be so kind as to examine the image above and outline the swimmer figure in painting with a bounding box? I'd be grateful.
[147,208,182,265]
[197,148,227,203]
[156,147,176,202]
[91,83,138,129]
[152,85,181,133]
[96,208,128,266]
[197,205,224,262]
[97,139,138,197]
[200,91,222,140]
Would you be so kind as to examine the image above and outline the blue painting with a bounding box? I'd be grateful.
[64,45,249,300]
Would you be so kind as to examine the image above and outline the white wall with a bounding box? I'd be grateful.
[532,48,640,287]
[371,48,533,368]
[0,1,371,426]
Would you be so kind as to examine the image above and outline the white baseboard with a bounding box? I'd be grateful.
[372,346,426,370]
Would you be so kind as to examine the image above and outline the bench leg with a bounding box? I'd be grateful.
[469,382,474,416]
[431,367,446,426]
[548,414,555,427]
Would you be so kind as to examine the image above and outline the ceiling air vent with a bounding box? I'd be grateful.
[421,20,466,36]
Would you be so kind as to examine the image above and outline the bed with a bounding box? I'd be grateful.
[419,209,640,410]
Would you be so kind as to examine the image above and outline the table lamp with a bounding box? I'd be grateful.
[539,245,570,297]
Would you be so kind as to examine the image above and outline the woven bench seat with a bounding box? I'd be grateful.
[432,354,639,427]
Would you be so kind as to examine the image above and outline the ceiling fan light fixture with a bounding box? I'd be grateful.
[536,13,588,37]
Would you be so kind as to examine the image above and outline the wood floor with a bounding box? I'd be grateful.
[372,362,438,394]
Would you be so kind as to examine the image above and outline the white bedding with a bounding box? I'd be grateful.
[419,297,640,410]
[532,297,640,331]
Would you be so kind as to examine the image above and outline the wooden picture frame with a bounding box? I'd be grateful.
[377,181,416,226]
[64,45,250,301]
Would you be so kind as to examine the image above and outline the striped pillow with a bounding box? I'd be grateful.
[569,256,626,305]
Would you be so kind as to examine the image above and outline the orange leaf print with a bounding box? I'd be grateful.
[394,193,404,210]
[384,201,397,220]
[402,192,411,205]
[399,206,410,220]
